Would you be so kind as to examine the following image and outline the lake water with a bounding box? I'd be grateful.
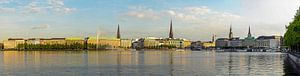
[0,50,295,76]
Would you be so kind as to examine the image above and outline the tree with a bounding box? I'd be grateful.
[284,7,300,52]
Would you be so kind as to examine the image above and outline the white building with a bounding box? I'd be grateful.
[254,36,282,49]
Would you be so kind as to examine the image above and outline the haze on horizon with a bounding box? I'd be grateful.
[0,0,300,41]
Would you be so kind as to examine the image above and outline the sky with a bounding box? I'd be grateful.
[0,0,300,41]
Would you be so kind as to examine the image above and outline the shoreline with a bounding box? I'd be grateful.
[0,48,191,51]
[287,52,300,76]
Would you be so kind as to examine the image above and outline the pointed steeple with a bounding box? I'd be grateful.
[212,34,215,42]
[117,24,121,39]
[169,19,174,39]
[247,26,252,37]
[229,25,233,39]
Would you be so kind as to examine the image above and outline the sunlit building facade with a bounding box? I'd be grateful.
[202,41,215,48]
[40,38,67,45]
[120,39,132,48]
[140,37,191,49]
[88,37,121,49]
[3,38,25,50]
[65,38,84,45]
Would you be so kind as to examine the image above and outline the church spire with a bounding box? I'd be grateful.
[212,34,215,42]
[247,26,252,37]
[229,25,233,39]
[117,24,121,39]
[169,19,174,39]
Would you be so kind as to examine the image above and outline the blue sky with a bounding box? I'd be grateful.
[0,0,300,41]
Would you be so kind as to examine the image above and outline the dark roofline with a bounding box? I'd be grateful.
[8,38,24,40]
[256,36,282,40]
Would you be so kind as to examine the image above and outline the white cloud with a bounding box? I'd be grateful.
[31,24,50,30]
[239,0,300,36]
[0,0,11,4]
[0,0,76,14]
[48,0,76,14]
[125,6,161,20]
[124,6,242,40]
[166,7,241,24]
[241,0,300,24]
[0,7,15,13]
[184,6,211,15]
[22,2,48,14]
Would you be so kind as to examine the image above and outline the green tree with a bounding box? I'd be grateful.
[284,7,300,51]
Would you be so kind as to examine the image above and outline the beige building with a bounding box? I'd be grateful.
[40,38,66,45]
[202,41,215,48]
[162,38,191,48]
[3,38,25,50]
[65,38,84,45]
[120,39,132,48]
[141,37,191,49]
[182,39,192,48]
[88,38,133,49]
[143,37,161,48]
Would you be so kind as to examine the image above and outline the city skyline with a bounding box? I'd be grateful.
[1,0,300,41]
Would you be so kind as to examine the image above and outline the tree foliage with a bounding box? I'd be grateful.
[284,7,300,50]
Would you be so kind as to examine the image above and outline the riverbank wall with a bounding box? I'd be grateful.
[287,52,300,75]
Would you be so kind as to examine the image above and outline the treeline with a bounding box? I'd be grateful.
[284,6,300,52]
[16,43,109,50]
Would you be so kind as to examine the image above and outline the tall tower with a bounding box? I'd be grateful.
[247,26,252,37]
[229,25,233,39]
[169,20,174,39]
[117,24,121,39]
[212,34,215,42]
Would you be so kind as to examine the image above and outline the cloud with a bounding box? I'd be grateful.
[0,0,11,4]
[241,0,300,24]
[238,0,300,36]
[22,2,48,14]
[184,6,211,15]
[166,7,241,24]
[124,6,241,23]
[0,0,76,14]
[48,0,76,14]
[125,6,161,20]
[31,24,50,30]
[0,7,15,13]
[123,6,242,40]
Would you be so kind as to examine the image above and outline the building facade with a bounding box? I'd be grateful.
[228,38,243,47]
[88,37,121,49]
[202,41,215,49]
[120,39,132,49]
[191,41,202,50]
[216,38,229,48]
[254,36,282,49]
[3,38,25,50]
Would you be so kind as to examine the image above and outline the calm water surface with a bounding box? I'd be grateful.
[0,50,291,76]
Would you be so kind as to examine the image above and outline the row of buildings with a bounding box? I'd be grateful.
[0,20,282,50]
[215,26,283,50]
[2,37,133,50]
[1,20,192,50]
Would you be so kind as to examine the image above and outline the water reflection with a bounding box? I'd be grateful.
[0,50,293,76]
[215,52,285,76]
